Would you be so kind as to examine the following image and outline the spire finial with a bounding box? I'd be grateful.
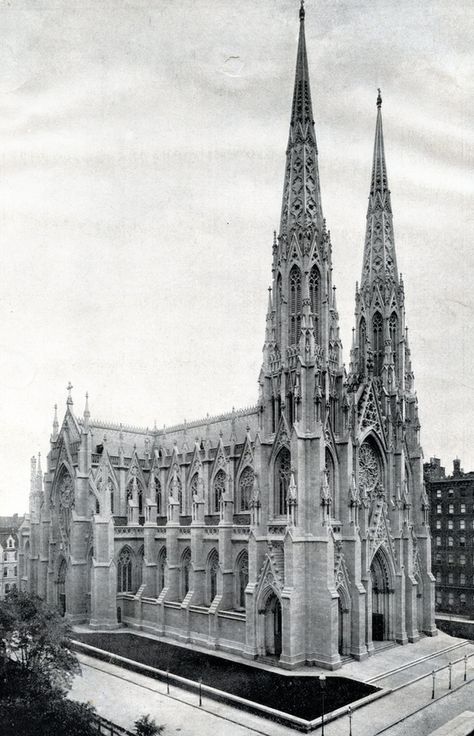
[300,0,305,21]
[66,381,73,406]
[377,88,382,108]
[84,392,90,417]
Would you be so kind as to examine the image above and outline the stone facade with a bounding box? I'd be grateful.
[20,5,436,669]
[425,457,474,618]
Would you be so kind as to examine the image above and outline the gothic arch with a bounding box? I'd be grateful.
[274,446,291,517]
[309,264,321,341]
[212,469,226,514]
[358,432,386,497]
[238,466,254,512]
[117,545,134,593]
[157,546,167,594]
[325,446,337,517]
[206,548,219,606]
[257,586,283,658]
[372,311,384,375]
[56,556,67,616]
[359,316,367,371]
[180,547,191,601]
[234,549,249,610]
[370,545,395,642]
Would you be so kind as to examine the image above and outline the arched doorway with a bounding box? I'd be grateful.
[370,547,393,642]
[57,559,67,616]
[338,598,344,654]
[264,593,282,657]
[336,585,352,656]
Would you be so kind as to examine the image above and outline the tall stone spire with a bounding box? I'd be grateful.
[279,1,323,239]
[361,90,398,291]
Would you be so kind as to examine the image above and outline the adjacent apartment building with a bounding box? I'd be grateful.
[425,458,474,617]
[0,515,22,599]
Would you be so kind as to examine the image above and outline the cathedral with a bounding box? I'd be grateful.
[20,3,436,669]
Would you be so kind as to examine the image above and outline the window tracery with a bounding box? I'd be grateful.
[288,266,302,346]
[213,470,226,513]
[239,467,254,512]
[274,447,291,516]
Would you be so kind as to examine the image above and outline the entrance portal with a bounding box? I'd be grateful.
[57,559,67,616]
[264,594,282,657]
[370,547,393,642]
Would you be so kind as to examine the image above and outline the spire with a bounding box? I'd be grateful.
[66,381,73,407]
[52,404,59,442]
[280,2,323,238]
[361,90,398,289]
[83,392,90,431]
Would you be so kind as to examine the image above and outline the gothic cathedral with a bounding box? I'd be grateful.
[20,4,435,669]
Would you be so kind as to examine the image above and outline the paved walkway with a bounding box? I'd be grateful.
[69,632,474,736]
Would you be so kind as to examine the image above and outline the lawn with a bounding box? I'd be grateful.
[74,632,377,721]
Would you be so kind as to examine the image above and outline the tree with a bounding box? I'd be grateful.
[0,590,97,736]
[0,589,79,691]
[134,713,165,736]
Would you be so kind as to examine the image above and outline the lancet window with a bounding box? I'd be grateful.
[274,447,291,516]
[206,549,219,605]
[235,550,248,610]
[213,470,226,513]
[158,547,166,593]
[288,266,302,346]
[372,312,383,375]
[359,317,367,372]
[117,547,133,593]
[309,265,320,341]
[181,548,191,600]
[239,466,254,511]
[389,312,398,373]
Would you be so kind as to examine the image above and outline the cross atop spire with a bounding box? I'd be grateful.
[66,381,73,406]
[300,0,305,22]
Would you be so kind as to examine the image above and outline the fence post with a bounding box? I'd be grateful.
[431,669,436,699]
[464,654,468,682]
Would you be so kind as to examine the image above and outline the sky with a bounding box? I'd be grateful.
[0,0,473,515]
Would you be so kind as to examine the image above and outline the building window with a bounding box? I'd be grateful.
[436,504,442,514]
[448,489,454,497]
[460,536,466,548]
[3,568,6,577]
[448,537,454,547]
[448,592,454,607]
[309,265,321,342]
[213,470,226,513]
[206,549,219,606]
[117,547,133,593]
[274,447,291,516]
[158,547,166,594]
[436,592,442,605]
[288,265,302,346]
[460,573,466,585]
[460,593,466,607]
[14,566,17,577]
[436,536,441,547]
[436,489,442,498]
[460,554,466,566]
[460,519,466,530]
[180,548,191,601]
[448,504,454,514]
[435,520,441,530]
[448,553,454,564]
[448,573,454,584]
[239,466,254,512]
[436,571,442,583]
[435,552,442,563]
[372,312,384,375]
[460,503,466,513]
[448,519,453,530]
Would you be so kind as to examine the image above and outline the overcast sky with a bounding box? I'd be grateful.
[0,0,473,515]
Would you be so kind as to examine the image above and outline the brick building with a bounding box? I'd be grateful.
[0,515,22,599]
[425,458,474,617]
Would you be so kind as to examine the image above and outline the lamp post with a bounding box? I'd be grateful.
[448,662,452,690]
[166,667,170,695]
[464,654,468,682]
[319,675,326,736]
[199,677,202,707]
[348,705,353,736]
[431,669,436,699]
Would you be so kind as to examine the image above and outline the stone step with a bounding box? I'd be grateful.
[367,639,470,684]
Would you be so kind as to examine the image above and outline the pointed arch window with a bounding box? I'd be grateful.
[235,551,249,610]
[181,548,191,601]
[359,317,367,372]
[213,470,226,513]
[372,312,383,375]
[190,473,199,501]
[158,547,167,594]
[325,448,336,515]
[389,312,398,373]
[117,547,133,593]
[136,546,144,591]
[206,549,219,606]
[288,266,302,346]
[274,447,291,516]
[155,477,162,515]
[239,466,254,512]
[309,265,320,342]
[276,273,282,341]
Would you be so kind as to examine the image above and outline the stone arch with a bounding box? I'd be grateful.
[235,549,249,610]
[274,446,291,517]
[206,548,219,606]
[157,546,167,594]
[336,580,352,657]
[180,547,191,601]
[372,311,384,375]
[370,545,395,643]
[325,446,337,517]
[257,587,282,658]
[288,264,302,346]
[309,263,321,341]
